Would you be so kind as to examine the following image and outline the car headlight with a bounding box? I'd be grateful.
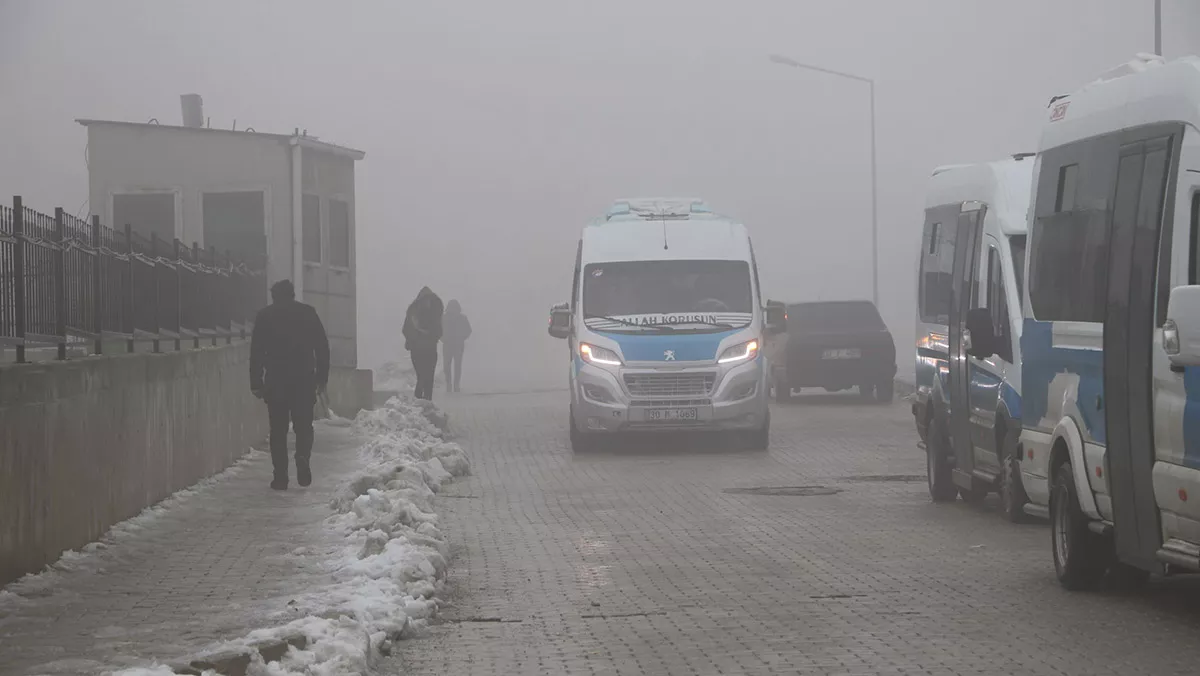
[580,343,622,366]
[718,339,759,364]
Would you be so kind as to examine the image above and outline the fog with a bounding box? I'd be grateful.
[3,0,1198,392]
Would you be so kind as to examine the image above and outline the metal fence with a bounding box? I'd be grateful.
[0,196,267,363]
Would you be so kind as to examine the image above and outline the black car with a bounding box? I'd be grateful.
[769,300,896,403]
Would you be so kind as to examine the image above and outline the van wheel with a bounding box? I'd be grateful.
[1051,461,1108,590]
[1000,453,1031,523]
[875,379,894,403]
[927,415,957,502]
[569,408,594,453]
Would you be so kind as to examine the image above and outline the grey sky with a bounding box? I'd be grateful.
[2,0,1195,390]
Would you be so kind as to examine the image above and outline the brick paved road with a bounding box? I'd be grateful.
[389,391,1200,676]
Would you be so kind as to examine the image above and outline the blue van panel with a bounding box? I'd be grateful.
[600,328,742,362]
[1021,320,1106,444]
[1183,367,1200,469]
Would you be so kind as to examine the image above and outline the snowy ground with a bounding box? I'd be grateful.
[0,396,469,676]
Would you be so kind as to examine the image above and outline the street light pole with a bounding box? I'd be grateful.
[769,53,879,308]
[1155,0,1162,55]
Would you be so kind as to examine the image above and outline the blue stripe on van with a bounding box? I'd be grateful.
[1001,381,1021,421]
[1020,319,1106,444]
[602,328,741,362]
[1182,366,1200,469]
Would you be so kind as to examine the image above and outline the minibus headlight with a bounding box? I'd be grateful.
[718,339,759,364]
[580,343,622,366]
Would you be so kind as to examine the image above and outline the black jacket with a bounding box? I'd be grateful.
[250,299,330,394]
[403,289,444,351]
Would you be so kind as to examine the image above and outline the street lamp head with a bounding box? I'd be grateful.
[768,54,802,68]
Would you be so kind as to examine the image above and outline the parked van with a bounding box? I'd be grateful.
[547,198,784,452]
[917,156,1035,522]
[1019,54,1200,588]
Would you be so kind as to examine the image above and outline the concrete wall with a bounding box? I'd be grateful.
[0,343,268,585]
[326,367,373,419]
[300,149,358,368]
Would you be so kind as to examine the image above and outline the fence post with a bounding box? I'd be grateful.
[92,215,103,355]
[192,242,202,348]
[208,245,219,346]
[150,232,160,354]
[173,239,182,351]
[124,224,134,353]
[225,249,234,345]
[54,208,66,360]
[12,197,26,363]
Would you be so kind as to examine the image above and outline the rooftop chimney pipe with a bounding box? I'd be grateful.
[181,94,203,128]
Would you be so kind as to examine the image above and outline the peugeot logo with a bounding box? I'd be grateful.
[664,350,676,361]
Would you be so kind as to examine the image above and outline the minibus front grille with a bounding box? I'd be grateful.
[623,372,715,398]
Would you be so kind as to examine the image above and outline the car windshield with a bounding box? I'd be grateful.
[787,301,885,331]
[582,259,753,331]
[1009,234,1027,300]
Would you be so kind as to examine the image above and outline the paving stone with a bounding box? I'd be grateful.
[388,390,1200,676]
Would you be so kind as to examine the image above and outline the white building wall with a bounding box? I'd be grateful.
[85,123,294,286]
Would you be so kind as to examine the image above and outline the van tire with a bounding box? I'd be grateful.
[875,379,894,403]
[1051,461,1107,590]
[569,408,595,453]
[927,415,957,503]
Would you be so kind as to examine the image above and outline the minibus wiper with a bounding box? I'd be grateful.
[660,319,734,329]
[583,314,676,331]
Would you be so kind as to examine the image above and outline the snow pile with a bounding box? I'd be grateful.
[135,396,470,676]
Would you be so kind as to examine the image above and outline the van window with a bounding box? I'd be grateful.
[581,259,753,326]
[919,221,955,324]
[986,246,1013,362]
[1138,142,1172,325]
[1190,192,1200,284]
[1029,151,1113,322]
[1008,234,1026,300]
[1056,164,1079,212]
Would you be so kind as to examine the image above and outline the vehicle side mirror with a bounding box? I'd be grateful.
[764,300,786,336]
[548,302,572,339]
[1165,286,1200,369]
[964,308,996,359]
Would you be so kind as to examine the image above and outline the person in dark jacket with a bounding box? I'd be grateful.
[403,286,443,400]
[250,280,330,490]
[441,299,472,393]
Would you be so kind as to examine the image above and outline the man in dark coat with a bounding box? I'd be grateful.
[250,280,330,490]
[403,286,443,400]
[441,299,472,393]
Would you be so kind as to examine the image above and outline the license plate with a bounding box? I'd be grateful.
[646,407,698,421]
[822,348,861,359]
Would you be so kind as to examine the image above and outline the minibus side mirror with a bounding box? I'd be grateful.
[964,308,996,360]
[764,300,786,336]
[548,302,572,339]
[1164,286,1200,369]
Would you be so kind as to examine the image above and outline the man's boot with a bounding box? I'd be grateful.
[297,459,312,487]
[271,475,288,490]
